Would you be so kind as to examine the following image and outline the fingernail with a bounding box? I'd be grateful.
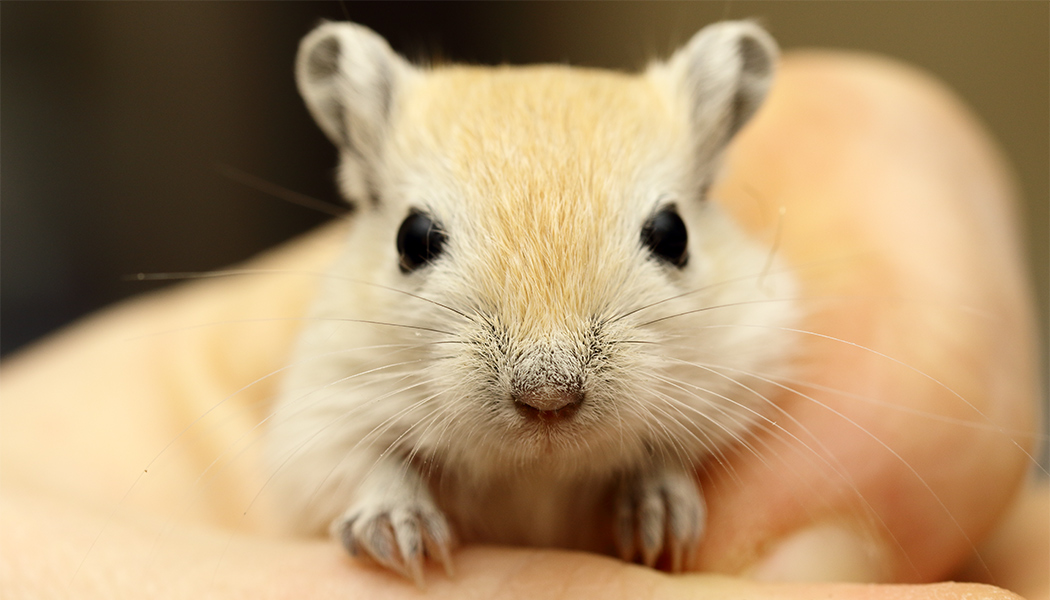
[747,523,888,583]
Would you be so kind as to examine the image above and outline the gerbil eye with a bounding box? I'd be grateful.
[397,210,446,272]
[641,206,689,268]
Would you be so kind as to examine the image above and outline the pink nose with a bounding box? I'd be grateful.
[512,389,585,422]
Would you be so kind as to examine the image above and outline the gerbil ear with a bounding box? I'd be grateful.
[296,22,413,159]
[656,21,777,164]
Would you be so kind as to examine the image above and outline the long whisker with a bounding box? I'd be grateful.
[645,381,754,468]
[214,163,349,217]
[152,356,435,537]
[127,315,460,340]
[73,338,438,580]
[756,205,786,291]
[610,250,880,324]
[697,323,1044,470]
[633,395,700,469]
[650,334,1039,440]
[130,268,477,324]
[257,378,441,517]
[649,371,830,484]
[656,347,974,575]
[691,357,993,577]
[635,297,801,328]
[652,359,870,495]
[651,381,811,493]
[611,268,793,324]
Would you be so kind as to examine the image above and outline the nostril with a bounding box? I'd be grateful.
[513,389,585,422]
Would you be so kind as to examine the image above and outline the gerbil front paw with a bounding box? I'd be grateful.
[615,466,706,572]
[332,493,455,587]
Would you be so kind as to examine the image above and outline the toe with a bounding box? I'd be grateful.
[355,514,409,577]
[420,509,456,578]
[615,485,638,562]
[639,487,666,567]
[391,508,425,587]
[335,514,360,557]
[665,475,705,571]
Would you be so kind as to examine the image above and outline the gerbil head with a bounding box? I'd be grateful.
[295,21,794,479]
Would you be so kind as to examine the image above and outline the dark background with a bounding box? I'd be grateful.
[3,2,1046,446]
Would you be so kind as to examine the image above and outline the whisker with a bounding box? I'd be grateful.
[756,205,786,291]
[653,357,927,575]
[642,378,806,485]
[146,357,434,541]
[214,163,349,217]
[689,357,993,577]
[652,360,866,493]
[288,381,447,513]
[633,396,698,469]
[698,323,1044,470]
[609,250,880,324]
[635,297,800,328]
[651,381,805,492]
[243,370,441,518]
[610,267,792,324]
[650,334,1039,441]
[642,370,766,477]
[73,339,436,580]
[129,268,477,324]
[126,315,460,341]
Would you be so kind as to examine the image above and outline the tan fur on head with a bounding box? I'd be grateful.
[268,20,797,575]
[394,66,686,326]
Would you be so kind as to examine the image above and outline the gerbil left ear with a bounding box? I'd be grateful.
[656,21,778,164]
[296,21,415,164]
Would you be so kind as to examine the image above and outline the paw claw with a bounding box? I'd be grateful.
[421,510,455,578]
[391,509,425,587]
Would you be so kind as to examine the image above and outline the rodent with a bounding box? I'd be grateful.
[265,19,799,585]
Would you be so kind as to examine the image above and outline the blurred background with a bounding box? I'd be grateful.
[2,2,1046,443]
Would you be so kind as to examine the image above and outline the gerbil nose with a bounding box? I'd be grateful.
[512,388,585,422]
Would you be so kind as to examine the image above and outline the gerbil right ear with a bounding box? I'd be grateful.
[654,21,778,166]
[296,22,414,161]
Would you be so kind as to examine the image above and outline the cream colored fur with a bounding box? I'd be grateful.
[267,20,797,580]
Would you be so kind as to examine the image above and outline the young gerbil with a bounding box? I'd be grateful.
[266,20,799,585]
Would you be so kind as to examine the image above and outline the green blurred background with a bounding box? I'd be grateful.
[2,2,1046,459]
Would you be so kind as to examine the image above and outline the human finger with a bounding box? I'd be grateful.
[694,52,1039,582]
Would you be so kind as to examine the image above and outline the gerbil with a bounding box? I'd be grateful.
[266,20,798,585]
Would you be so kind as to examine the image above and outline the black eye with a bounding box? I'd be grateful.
[641,206,689,268]
[397,211,446,272]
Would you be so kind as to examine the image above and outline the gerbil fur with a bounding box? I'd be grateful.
[266,20,798,584]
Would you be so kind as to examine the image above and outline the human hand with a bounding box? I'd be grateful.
[1,52,1043,598]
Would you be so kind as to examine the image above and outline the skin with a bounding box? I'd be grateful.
[1,52,1045,599]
